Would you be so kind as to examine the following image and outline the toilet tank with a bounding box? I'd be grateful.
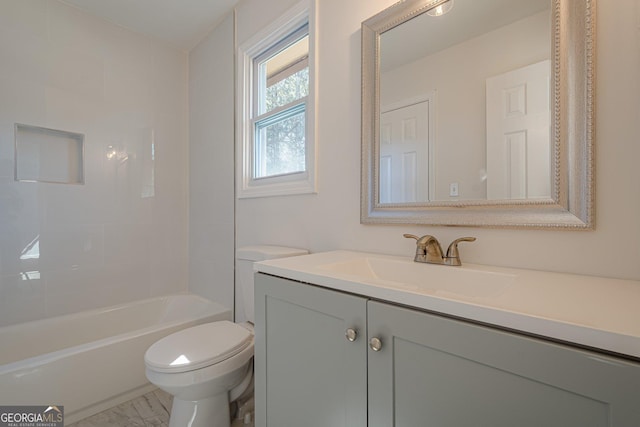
[236,245,308,323]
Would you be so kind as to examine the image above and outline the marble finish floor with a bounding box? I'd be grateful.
[67,389,254,427]
[68,389,172,427]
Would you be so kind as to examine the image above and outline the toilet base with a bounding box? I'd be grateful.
[170,393,230,427]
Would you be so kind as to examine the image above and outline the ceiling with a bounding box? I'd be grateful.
[380,0,551,71]
[60,0,240,51]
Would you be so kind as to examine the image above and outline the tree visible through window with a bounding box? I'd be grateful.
[253,26,309,179]
[265,67,309,111]
[262,68,308,176]
[238,2,315,198]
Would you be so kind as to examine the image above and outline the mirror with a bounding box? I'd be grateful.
[361,0,595,229]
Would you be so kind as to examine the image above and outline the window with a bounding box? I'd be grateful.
[238,1,316,198]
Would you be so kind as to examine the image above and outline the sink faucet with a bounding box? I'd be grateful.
[403,234,444,264]
[404,234,476,266]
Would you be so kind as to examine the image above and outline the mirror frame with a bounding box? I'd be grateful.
[361,0,595,229]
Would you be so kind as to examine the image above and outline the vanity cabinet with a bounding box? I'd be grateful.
[255,273,640,427]
[254,272,368,427]
[367,300,640,427]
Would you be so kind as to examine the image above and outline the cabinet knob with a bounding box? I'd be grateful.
[345,328,358,342]
[369,337,383,352]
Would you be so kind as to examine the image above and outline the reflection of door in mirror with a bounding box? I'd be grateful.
[486,59,550,200]
[380,96,433,203]
[378,0,551,203]
[362,0,595,228]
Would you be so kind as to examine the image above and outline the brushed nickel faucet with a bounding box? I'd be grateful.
[404,234,476,266]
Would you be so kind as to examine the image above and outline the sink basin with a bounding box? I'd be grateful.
[318,256,515,298]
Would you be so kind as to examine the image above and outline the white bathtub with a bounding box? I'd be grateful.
[0,293,231,424]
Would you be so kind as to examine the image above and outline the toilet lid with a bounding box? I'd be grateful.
[145,321,253,373]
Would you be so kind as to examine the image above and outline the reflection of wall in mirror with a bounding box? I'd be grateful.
[380,10,550,201]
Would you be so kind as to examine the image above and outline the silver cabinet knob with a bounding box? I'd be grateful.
[345,328,358,342]
[369,337,382,352]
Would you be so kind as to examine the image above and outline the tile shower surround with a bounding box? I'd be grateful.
[0,0,189,326]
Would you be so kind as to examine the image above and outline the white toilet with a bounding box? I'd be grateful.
[144,245,308,427]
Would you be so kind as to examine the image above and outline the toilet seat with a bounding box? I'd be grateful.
[145,321,252,373]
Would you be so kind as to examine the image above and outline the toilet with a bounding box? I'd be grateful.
[144,245,307,427]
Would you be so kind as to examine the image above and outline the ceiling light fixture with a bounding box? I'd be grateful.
[427,0,454,17]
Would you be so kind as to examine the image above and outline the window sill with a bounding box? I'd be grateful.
[237,175,316,199]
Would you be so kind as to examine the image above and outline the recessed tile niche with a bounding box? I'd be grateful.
[15,123,85,184]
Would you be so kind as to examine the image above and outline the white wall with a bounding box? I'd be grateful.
[0,0,189,326]
[381,11,550,200]
[233,0,640,282]
[188,13,236,312]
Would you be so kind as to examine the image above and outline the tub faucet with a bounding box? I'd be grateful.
[404,234,476,266]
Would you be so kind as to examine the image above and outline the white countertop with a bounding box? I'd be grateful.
[255,250,640,360]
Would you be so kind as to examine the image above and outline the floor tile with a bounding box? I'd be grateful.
[142,416,169,427]
[131,392,170,420]
[68,390,170,427]
[152,389,172,413]
[68,388,255,427]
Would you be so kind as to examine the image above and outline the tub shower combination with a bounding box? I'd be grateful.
[0,294,230,424]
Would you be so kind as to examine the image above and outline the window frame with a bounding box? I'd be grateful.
[237,0,316,198]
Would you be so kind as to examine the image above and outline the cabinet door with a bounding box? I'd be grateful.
[255,273,368,427]
[368,300,640,427]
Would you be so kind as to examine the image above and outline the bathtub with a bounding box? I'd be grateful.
[0,293,231,424]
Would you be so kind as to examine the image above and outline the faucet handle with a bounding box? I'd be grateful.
[404,233,439,249]
[445,237,476,266]
[403,234,424,258]
[404,234,438,246]
[404,234,444,264]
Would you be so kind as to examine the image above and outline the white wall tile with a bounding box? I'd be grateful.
[103,223,151,267]
[46,45,105,101]
[97,263,153,306]
[0,226,43,277]
[188,258,233,310]
[0,177,44,230]
[188,13,235,314]
[0,0,48,40]
[39,224,104,272]
[0,273,47,325]
[150,42,188,120]
[0,0,188,326]
[45,266,107,317]
[46,0,106,55]
[148,258,188,297]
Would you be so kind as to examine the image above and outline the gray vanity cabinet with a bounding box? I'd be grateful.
[256,273,640,427]
[254,273,368,427]
[368,300,640,427]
